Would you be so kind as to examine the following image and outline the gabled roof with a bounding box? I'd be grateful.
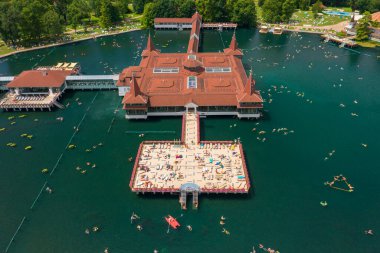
[141,34,159,57]
[237,70,262,103]
[122,75,148,105]
[224,33,243,56]
[7,70,72,88]
[372,12,380,22]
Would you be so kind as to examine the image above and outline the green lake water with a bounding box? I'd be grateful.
[0,29,380,253]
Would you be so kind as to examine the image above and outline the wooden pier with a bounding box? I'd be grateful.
[321,34,358,48]
[202,23,237,30]
[129,112,251,208]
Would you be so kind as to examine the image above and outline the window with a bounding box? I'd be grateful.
[187,76,197,88]
[153,68,179,73]
[205,67,232,73]
[188,55,196,60]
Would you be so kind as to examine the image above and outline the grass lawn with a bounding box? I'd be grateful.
[356,40,380,48]
[0,40,14,56]
[291,10,350,26]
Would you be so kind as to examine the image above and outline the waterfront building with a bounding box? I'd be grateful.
[117,13,263,119]
[0,63,80,111]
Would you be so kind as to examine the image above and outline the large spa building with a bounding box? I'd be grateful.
[117,12,263,119]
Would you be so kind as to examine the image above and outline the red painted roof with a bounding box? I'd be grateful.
[7,70,72,88]
[119,12,262,109]
[154,18,192,23]
[372,12,380,22]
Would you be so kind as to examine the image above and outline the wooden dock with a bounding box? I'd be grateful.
[202,23,237,30]
[129,112,251,208]
[321,34,357,48]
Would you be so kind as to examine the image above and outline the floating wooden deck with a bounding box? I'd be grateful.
[129,112,251,208]
[321,34,357,48]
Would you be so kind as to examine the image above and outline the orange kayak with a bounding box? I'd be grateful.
[165,215,180,229]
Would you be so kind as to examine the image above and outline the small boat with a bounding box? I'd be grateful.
[186,225,192,231]
[259,25,269,34]
[220,221,225,225]
[220,216,226,221]
[165,215,180,229]
[320,201,328,207]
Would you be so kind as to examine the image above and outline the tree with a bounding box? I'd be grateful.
[299,0,311,10]
[141,0,178,27]
[67,0,91,32]
[142,2,155,27]
[42,9,64,37]
[0,2,22,45]
[258,0,266,7]
[115,0,130,19]
[311,0,323,18]
[227,0,257,27]
[196,0,229,22]
[133,0,148,14]
[177,0,196,18]
[20,0,49,41]
[282,0,296,22]
[262,0,283,23]
[356,11,372,40]
[52,0,72,22]
[100,0,114,29]
[89,0,102,16]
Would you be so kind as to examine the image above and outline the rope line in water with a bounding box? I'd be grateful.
[30,181,47,209]
[4,92,100,253]
[50,153,63,176]
[125,131,176,134]
[106,100,121,134]
[217,31,226,48]
[5,216,26,253]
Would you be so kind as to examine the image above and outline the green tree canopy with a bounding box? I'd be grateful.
[42,9,64,37]
[262,0,284,23]
[177,0,196,18]
[196,0,229,22]
[67,0,91,31]
[227,0,257,27]
[356,11,372,40]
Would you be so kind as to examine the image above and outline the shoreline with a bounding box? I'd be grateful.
[1,26,377,60]
[0,28,142,60]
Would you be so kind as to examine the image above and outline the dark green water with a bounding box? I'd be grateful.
[0,29,380,253]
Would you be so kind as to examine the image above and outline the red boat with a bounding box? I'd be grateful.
[165,215,180,229]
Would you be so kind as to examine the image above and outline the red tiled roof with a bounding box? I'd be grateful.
[7,70,72,88]
[119,12,262,109]
[372,12,380,22]
[154,18,192,23]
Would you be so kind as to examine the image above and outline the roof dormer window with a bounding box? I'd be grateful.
[188,55,196,60]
